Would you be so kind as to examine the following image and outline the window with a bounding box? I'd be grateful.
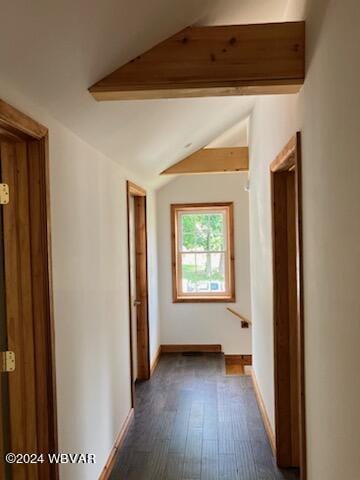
[171,202,235,302]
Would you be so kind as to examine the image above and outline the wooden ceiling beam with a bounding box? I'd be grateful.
[160,147,249,175]
[89,22,305,101]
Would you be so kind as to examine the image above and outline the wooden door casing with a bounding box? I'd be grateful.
[270,132,306,478]
[0,99,58,480]
[127,181,150,392]
[0,149,11,478]
[1,142,39,479]
[134,196,150,381]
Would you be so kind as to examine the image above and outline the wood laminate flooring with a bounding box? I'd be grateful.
[110,353,300,480]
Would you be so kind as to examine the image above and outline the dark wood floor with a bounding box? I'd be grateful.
[110,353,299,480]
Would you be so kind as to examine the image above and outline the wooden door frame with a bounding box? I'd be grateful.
[270,132,306,478]
[126,181,150,405]
[0,99,58,479]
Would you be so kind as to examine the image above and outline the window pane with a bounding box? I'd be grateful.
[180,253,196,293]
[208,213,225,251]
[195,253,208,282]
[208,213,223,234]
[209,252,226,292]
[208,233,225,251]
[180,212,225,252]
[180,252,226,294]
[195,253,211,292]
[181,234,196,251]
[192,214,209,252]
[180,213,209,252]
[181,214,195,234]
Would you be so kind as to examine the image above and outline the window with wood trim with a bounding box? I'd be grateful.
[171,203,235,302]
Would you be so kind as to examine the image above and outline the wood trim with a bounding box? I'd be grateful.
[161,344,222,353]
[0,101,58,479]
[161,147,249,175]
[126,180,150,388]
[90,84,302,101]
[150,346,161,376]
[0,214,9,478]
[170,202,235,209]
[0,126,26,143]
[171,202,235,303]
[271,132,306,477]
[272,170,293,465]
[126,184,135,407]
[295,133,307,480]
[134,196,150,380]
[99,408,135,480]
[28,137,59,479]
[127,180,146,197]
[250,367,276,456]
[0,99,48,139]
[89,22,305,101]
[228,202,236,302]
[224,354,252,365]
[1,142,39,479]
[270,135,296,172]
[173,297,235,303]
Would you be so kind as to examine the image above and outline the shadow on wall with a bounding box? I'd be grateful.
[285,0,331,68]
[306,0,332,68]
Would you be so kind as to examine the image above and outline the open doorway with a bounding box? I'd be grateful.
[270,132,306,479]
[0,100,58,479]
[127,181,150,405]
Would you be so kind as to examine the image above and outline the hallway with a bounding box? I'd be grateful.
[110,354,299,480]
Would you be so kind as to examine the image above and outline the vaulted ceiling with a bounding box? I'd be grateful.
[0,0,292,187]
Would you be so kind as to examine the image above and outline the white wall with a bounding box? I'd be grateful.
[50,126,132,480]
[249,1,360,478]
[299,1,360,477]
[157,173,252,354]
[0,79,160,480]
[249,94,298,429]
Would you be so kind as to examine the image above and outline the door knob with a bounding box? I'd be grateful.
[133,300,141,306]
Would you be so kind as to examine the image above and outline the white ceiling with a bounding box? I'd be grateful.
[206,119,248,148]
[0,0,290,188]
